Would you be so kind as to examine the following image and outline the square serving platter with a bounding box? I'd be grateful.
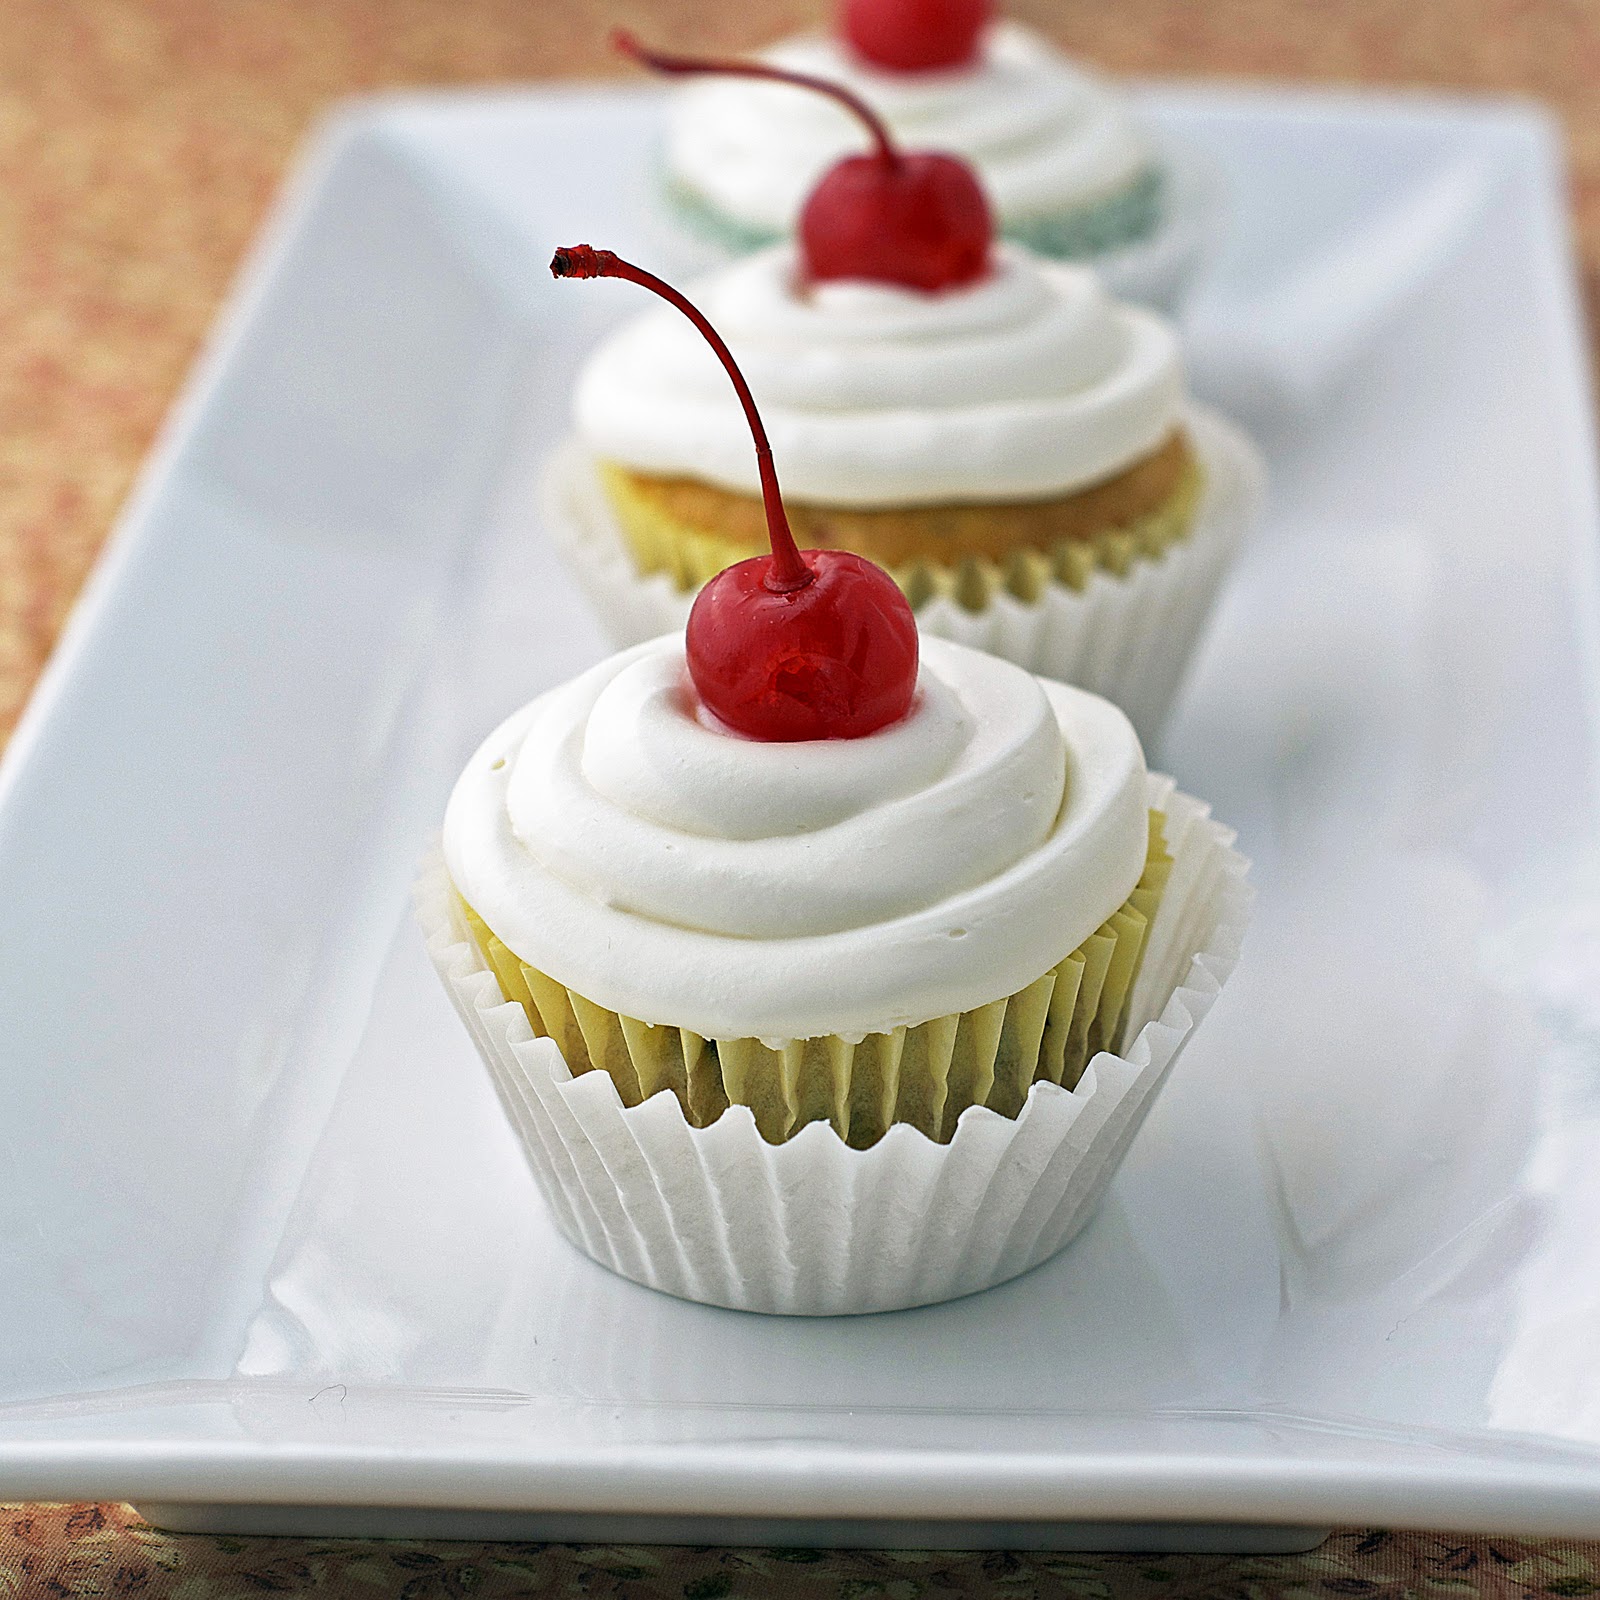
[2,81,1600,1551]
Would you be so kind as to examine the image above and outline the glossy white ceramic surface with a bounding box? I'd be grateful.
[1,85,1598,1542]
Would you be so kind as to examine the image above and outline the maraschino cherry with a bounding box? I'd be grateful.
[615,30,992,292]
[550,245,919,743]
[841,0,990,73]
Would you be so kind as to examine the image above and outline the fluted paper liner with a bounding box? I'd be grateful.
[658,142,1221,317]
[667,165,1164,268]
[416,778,1249,1315]
[455,812,1169,1150]
[594,456,1203,614]
[543,407,1263,750]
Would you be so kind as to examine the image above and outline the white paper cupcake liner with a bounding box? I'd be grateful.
[415,776,1250,1316]
[541,406,1263,752]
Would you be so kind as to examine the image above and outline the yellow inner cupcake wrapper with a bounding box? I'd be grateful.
[455,812,1172,1150]
[598,461,1205,615]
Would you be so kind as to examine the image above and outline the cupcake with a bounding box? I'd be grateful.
[651,1,1216,311]
[420,246,1251,1314]
[546,80,1260,750]
[553,45,1260,748]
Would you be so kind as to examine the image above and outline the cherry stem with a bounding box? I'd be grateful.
[613,28,900,169]
[551,245,812,593]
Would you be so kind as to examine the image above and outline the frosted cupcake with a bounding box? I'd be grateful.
[547,71,1259,748]
[421,246,1251,1314]
[651,1,1215,310]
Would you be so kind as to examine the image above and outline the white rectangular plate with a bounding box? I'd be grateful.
[3,83,1600,1546]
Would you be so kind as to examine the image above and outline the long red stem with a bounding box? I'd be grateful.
[550,245,812,593]
[613,28,900,169]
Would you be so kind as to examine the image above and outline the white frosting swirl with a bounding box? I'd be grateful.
[444,636,1148,1042]
[665,23,1154,232]
[574,244,1183,506]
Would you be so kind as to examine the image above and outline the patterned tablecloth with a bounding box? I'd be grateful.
[3,2,1599,1593]
[3,1505,1600,1600]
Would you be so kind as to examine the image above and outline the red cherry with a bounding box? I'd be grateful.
[685,550,919,741]
[550,245,919,743]
[615,30,993,293]
[841,0,990,73]
[800,150,989,291]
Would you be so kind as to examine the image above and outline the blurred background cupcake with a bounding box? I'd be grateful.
[547,237,1262,750]
[550,39,1262,750]
[657,0,1220,311]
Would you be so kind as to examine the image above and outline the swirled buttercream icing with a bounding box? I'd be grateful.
[665,24,1153,234]
[443,635,1148,1042]
[573,243,1184,508]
